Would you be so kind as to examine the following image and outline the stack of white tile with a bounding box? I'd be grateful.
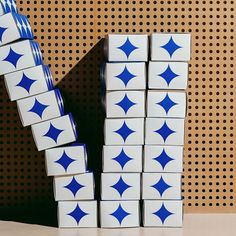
[0,2,97,228]
[143,33,191,227]
[101,34,148,228]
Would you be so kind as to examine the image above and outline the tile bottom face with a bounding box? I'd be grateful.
[100,201,140,228]
[143,200,183,227]
[58,201,97,228]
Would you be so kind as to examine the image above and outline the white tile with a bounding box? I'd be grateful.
[105,118,144,145]
[151,33,191,61]
[103,145,142,173]
[104,62,146,91]
[142,173,182,200]
[31,114,78,151]
[145,118,185,146]
[100,201,140,228]
[58,201,97,228]
[144,200,183,227]
[45,144,87,176]
[54,173,94,201]
[144,145,183,173]
[4,65,54,101]
[106,91,145,118]
[106,34,148,62]
[17,89,64,126]
[148,61,188,90]
[101,173,140,200]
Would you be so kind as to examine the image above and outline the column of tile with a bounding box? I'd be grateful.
[143,33,191,227]
[0,1,97,228]
[100,34,148,228]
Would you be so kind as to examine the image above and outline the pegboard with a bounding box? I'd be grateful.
[0,0,235,225]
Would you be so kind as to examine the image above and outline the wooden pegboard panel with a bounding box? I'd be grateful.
[0,0,235,224]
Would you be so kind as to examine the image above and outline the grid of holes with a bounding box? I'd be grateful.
[0,0,235,213]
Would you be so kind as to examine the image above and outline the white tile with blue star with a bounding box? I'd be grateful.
[142,173,182,200]
[54,173,95,201]
[0,39,43,75]
[106,34,148,62]
[144,145,183,173]
[31,113,78,151]
[45,144,88,176]
[147,91,187,118]
[4,65,54,101]
[58,201,97,228]
[100,201,139,228]
[101,173,140,200]
[103,145,142,173]
[104,62,146,91]
[106,90,146,118]
[148,61,189,90]
[16,89,64,127]
[0,12,33,46]
[145,118,185,146]
[104,118,144,145]
[143,200,183,227]
[151,33,191,61]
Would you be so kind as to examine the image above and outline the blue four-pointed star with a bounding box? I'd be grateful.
[64,177,85,197]
[158,65,179,86]
[112,149,133,169]
[110,204,131,225]
[111,176,131,197]
[155,121,176,142]
[115,66,137,87]
[161,36,182,58]
[54,151,76,172]
[153,149,174,170]
[115,94,136,114]
[156,93,178,114]
[67,204,88,225]
[114,121,135,142]
[16,73,37,93]
[153,203,174,224]
[3,47,23,68]
[151,176,172,197]
[117,37,138,58]
[0,26,7,43]
[28,98,49,119]
[43,123,64,143]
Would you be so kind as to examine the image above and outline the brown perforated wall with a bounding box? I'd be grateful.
[0,0,235,225]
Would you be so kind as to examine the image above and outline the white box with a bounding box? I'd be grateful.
[106,34,148,62]
[0,40,43,75]
[104,62,146,91]
[100,201,140,228]
[143,200,183,227]
[0,0,17,16]
[4,65,54,101]
[45,144,87,176]
[101,173,140,200]
[17,89,64,126]
[103,145,142,172]
[106,91,145,118]
[58,201,97,228]
[54,173,94,201]
[145,118,185,146]
[148,61,188,90]
[31,113,78,151]
[147,91,186,118]
[151,33,191,61]
[0,13,34,46]
[144,145,183,173]
[142,173,182,200]
[105,118,144,145]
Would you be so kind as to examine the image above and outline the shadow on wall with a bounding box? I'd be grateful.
[0,39,105,226]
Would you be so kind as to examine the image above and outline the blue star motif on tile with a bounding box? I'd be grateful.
[111,176,131,197]
[115,66,137,87]
[151,176,172,197]
[43,123,64,143]
[54,151,76,172]
[114,121,135,142]
[64,177,85,197]
[3,47,23,68]
[161,36,182,58]
[115,94,136,114]
[155,121,176,142]
[153,149,174,170]
[28,98,49,119]
[110,204,131,225]
[117,37,138,58]
[16,73,37,93]
[157,94,178,114]
[113,149,133,169]
[0,26,7,43]
[158,65,179,86]
[153,203,174,224]
[67,204,88,225]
